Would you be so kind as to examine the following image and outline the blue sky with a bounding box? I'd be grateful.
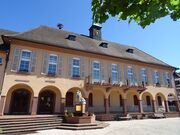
[1,0,180,70]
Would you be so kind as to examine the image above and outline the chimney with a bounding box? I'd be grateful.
[89,23,102,40]
[57,23,64,29]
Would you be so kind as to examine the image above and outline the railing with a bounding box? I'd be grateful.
[143,105,153,112]
[169,106,177,112]
[127,105,139,112]
[109,106,123,113]
[88,106,105,113]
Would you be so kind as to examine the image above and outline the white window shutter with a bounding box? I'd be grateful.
[138,67,142,84]
[68,57,72,77]
[30,51,36,73]
[11,48,21,72]
[100,61,104,81]
[118,64,122,83]
[162,72,166,86]
[159,71,163,85]
[41,52,48,75]
[123,64,127,84]
[81,57,85,78]
[152,70,156,84]
[108,63,111,83]
[58,55,64,77]
[133,66,137,83]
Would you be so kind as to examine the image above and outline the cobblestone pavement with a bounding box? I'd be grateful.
[28,118,180,135]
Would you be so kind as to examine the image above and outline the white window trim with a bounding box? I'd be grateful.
[92,61,100,82]
[18,49,32,72]
[111,64,118,83]
[47,54,58,75]
[71,57,80,77]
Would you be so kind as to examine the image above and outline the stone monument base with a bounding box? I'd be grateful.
[65,115,96,124]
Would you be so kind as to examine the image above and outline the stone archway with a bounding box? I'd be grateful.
[155,93,166,112]
[37,86,61,114]
[167,94,178,112]
[10,89,31,115]
[109,90,123,113]
[65,87,85,112]
[141,92,154,112]
[4,84,34,115]
[37,90,55,114]
[126,91,140,112]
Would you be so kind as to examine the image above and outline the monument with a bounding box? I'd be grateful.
[64,90,95,124]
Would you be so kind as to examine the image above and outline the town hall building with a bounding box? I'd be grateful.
[0,24,179,119]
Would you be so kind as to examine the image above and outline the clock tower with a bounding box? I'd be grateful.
[89,23,102,40]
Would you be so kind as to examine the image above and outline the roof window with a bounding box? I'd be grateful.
[67,35,76,41]
[126,48,134,53]
[99,42,108,48]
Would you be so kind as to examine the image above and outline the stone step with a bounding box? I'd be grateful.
[60,123,98,127]
[1,126,55,134]
[2,123,60,132]
[0,121,61,128]
[57,123,109,130]
[0,118,62,124]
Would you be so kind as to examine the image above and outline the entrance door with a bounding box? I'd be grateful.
[10,89,31,115]
[38,90,55,114]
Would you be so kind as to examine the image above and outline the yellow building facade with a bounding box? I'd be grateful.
[0,25,179,118]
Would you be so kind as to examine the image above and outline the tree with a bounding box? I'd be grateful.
[92,0,180,28]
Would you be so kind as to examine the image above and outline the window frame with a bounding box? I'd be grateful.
[71,57,81,77]
[141,68,147,83]
[154,70,159,84]
[111,64,118,83]
[19,49,32,72]
[92,61,100,82]
[47,54,58,75]
[127,66,133,82]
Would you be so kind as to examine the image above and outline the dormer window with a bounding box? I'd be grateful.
[67,35,76,41]
[126,48,134,53]
[99,42,108,48]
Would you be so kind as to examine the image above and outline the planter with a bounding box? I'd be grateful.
[65,115,96,124]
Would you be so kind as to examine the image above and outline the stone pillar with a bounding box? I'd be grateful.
[31,97,38,115]
[0,96,6,116]
[139,100,143,113]
[104,98,109,114]
[61,97,66,114]
[164,100,170,112]
[152,100,157,112]
[85,98,88,112]
[175,101,180,112]
[122,99,127,114]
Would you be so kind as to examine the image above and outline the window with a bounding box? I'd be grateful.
[72,58,80,77]
[128,66,133,82]
[92,61,100,81]
[165,72,170,86]
[141,68,147,83]
[19,50,31,72]
[0,57,2,65]
[111,64,118,83]
[48,54,57,75]
[154,71,159,84]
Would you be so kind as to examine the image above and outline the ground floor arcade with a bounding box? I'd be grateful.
[0,83,179,116]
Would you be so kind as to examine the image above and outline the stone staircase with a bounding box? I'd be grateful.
[0,115,63,134]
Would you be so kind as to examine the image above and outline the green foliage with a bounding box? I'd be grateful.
[92,0,180,28]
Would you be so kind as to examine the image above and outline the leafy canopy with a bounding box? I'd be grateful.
[92,0,180,28]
